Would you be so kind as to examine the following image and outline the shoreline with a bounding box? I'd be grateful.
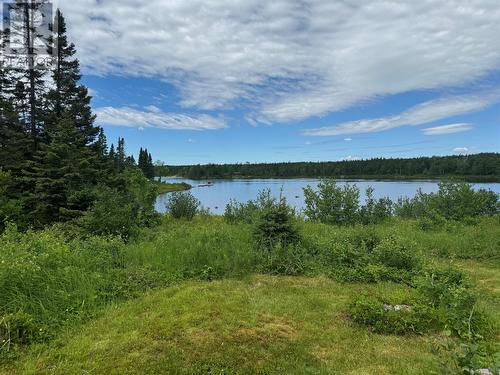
[158,175,500,183]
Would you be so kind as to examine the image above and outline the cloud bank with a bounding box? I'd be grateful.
[303,92,499,136]
[58,0,500,123]
[95,106,227,131]
[421,123,473,136]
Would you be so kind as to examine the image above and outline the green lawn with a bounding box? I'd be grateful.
[10,276,443,374]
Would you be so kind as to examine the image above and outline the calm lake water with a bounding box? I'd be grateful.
[155,177,500,215]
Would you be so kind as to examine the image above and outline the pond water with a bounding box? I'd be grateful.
[155,177,500,215]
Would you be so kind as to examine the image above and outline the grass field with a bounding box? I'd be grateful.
[1,216,499,374]
[9,277,443,375]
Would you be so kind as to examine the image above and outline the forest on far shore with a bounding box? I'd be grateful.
[161,153,500,181]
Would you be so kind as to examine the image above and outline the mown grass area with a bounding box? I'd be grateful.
[8,277,442,374]
[1,216,499,373]
[154,181,192,194]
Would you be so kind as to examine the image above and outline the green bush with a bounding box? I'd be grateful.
[394,189,430,219]
[417,209,447,231]
[224,199,259,224]
[359,187,393,224]
[349,295,431,335]
[429,182,498,220]
[224,189,278,224]
[303,180,360,225]
[166,191,200,220]
[317,233,421,283]
[253,195,301,250]
[395,182,499,221]
[0,312,42,347]
[415,266,490,339]
[78,187,140,239]
[349,226,380,253]
[372,235,422,272]
[434,339,500,375]
[77,170,160,239]
[350,265,492,340]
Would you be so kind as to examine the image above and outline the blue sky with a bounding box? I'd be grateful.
[60,0,500,165]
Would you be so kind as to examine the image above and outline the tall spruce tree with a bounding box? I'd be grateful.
[26,116,97,225]
[22,9,105,225]
[7,1,49,150]
[45,10,98,145]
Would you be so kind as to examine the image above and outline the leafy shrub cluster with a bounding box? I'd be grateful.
[303,180,394,225]
[66,169,160,240]
[395,182,498,220]
[349,266,490,339]
[303,180,498,226]
[224,189,279,224]
[166,191,201,220]
[320,232,422,283]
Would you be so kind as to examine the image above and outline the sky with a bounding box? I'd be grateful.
[55,0,500,165]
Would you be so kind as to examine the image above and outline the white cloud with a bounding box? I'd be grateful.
[303,92,499,136]
[421,123,473,136]
[58,0,500,122]
[344,138,352,142]
[453,147,469,154]
[95,106,227,131]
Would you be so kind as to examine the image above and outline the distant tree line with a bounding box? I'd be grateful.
[165,153,500,180]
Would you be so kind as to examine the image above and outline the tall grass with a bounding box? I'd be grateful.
[124,217,259,279]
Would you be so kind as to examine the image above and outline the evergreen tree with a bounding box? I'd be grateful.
[45,10,98,146]
[147,152,154,179]
[7,1,49,150]
[137,148,155,179]
[24,116,97,225]
[0,98,29,174]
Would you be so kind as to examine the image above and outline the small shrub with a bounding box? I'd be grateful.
[349,295,431,335]
[372,235,422,272]
[78,187,139,239]
[359,187,393,224]
[350,227,380,253]
[224,189,278,224]
[253,196,301,250]
[394,189,430,219]
[303,180,360,225]
[434,339,500,375]
[395,182,499,221]
[417,209,447,231]
[415,266,490,338]
[166,191,200,220]
[185,265,221,281]
[350,265,492,340]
